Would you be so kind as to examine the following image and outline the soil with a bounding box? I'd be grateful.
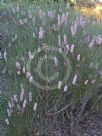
[76,113,102,136]
[49,112,102,136]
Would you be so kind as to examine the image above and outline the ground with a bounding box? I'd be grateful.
[49,112,102,136]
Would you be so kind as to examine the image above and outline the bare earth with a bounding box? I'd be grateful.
[49,113,102,136]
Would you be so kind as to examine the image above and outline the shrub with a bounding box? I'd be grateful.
[0,1,102,135]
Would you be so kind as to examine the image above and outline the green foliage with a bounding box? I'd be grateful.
[0,1,102,135]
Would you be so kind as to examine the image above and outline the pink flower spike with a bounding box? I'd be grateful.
[84,80,88,85]
[17,71,21,75]
[7,109,11,117]
[13,95,18,102]
[61,13,66,24]
[67,3,70,9]
[33,32,35,38]
[66,44,70,52]
[8,101,12,109]
[26,72,31,79]
[71,26,75,37]
[38,47,41,53]
[16,62,21,70]
[39,27,45,39]
[29,76,33,83]
[48,11,54,19]
[29,92,32,102]
[70,44,75,53]
[4,50,7,61]
[65,12,68,25]
[28,51,34,60]
[22,67,26,74]
[19,19,24,26]
[91,79,96,84]
[16,4,20,12]
[77,54,80,61]
[20,85,25,102]
[71,22,77,37]
[64,35,67,45]
[58,14,61,27]
[54,57,58,67]
[33,103,37,111]
[0,52,2,59]
[23,99,27,108]
[2,68,6,74]
[89,39,94,48]
[58,35,61,46]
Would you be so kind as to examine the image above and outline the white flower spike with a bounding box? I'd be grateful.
[58,81,62,89]
[64,85,68,92]
[33,103,37,111]
[23,99,27,108]
[72,75,78,85]
[29,92,32,102]
[5,118,9,125]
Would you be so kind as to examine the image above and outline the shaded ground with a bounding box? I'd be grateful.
[49,113,102,136]
[77,113,102,136]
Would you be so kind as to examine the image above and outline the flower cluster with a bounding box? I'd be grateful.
[5,84,37,126]
[16,61,34,83]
